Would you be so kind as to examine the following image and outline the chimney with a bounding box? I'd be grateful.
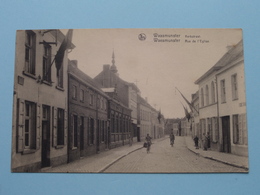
[103,64,110,71]
[145,97,148,103]
[71,60,78,67]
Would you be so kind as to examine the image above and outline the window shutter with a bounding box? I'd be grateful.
[52,107,57,147]
[232,116,237,144]
[69,114,74,149]
[242,114,248,145]
[238,115,243,144]
[17,99,25,153]
[93,119,96,145]
[88,117,90,145]
[233,122,237,144]
[214,118,218,141]
[64,109,67,145]
[36,103,41,150]
[77,116,80,147]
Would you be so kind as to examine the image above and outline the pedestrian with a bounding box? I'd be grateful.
[170,131,175,147]
[128,134,132,146]
[207,132,210,149]
[193,135,199,149]
[145,134,152,153]
[203,133,208,151]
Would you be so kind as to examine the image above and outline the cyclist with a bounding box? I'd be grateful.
[170,132,175,147]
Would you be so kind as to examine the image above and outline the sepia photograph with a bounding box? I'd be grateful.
[11,28,248,173]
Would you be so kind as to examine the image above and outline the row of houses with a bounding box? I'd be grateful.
[190,40,247,156]
[165,40,247,157]
[11,29,165,172]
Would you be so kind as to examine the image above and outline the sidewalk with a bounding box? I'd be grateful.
[184,136,249,171]
[42,136,248,173]
[42,137,167,173]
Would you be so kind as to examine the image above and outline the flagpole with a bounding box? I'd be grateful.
[175,87,199,114]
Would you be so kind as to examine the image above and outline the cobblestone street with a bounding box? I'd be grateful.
[104,136,246,173]
[43,136,247,173]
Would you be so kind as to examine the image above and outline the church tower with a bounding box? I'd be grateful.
[110,50,118,74]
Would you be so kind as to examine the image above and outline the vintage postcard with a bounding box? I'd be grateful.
[11,28,248,173]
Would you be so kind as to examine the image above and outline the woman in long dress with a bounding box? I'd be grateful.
[203,133,208,151]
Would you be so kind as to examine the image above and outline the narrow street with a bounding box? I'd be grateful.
[103,136,246,173]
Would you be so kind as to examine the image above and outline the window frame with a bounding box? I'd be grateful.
[42,43,52,83]
[24,101,36,149]
[73,115,78,148]
[211,81,215,104]
[80,89,84,102]
[233,114,239,144]
[220,79,226,103]
[231,74,238,101]
[205,85,209,106]
[24,30,36,76]
[90,93,94,105]
[72,85,77,100]
[57,108,65,146]
[200,88,204,107]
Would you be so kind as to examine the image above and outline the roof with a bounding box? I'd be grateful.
[195,40,243,84]
[94,67,141,93]
[49,29,76,49]
[68,62,110,98]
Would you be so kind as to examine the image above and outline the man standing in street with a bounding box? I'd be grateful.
[170,130,175,147]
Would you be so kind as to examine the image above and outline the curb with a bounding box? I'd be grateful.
[98,137,168,173]
[187,147,248,171]
[98,146,143,173]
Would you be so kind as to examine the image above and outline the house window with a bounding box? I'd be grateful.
[104,100,107,110]
[101,99,103,109]
[220,80,226,103]
[24,101,36,149]
[111,114,115,133]
[73,115,78,148]
[101,120,105,142]
[233,115,240,144]
[207,118,212,141]
[200,88,204,107]
[211,81,215,103]
[57,62,63,88]
[80,116,84,148]
[90,94,94,105]
[205,85,209,105]
[57,108,64,145]
[231,74,238,100]
[97,98,100,108]
[72,85,77,99]
[42,44,52,83]
[80,89,84,102]
[24,30,36,75]
[89,118,94,144]
[233,114,247,145]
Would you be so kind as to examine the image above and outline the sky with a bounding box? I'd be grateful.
[63,28,243,118]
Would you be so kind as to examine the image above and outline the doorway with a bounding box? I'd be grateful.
[41,106,50,168]
[222,116,231,153]
[80,116,84,157]
[96,119,100,153]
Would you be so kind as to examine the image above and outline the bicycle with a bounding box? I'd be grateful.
[146,141,151,153]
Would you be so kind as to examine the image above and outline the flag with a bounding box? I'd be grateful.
[176,87,199,114]
[55,29,73,71]
[182,105,191,122]
[180,101,191,122]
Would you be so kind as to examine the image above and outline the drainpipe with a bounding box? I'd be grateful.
[215,75,221,152]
